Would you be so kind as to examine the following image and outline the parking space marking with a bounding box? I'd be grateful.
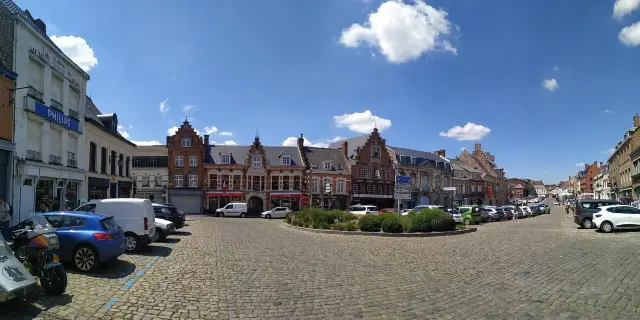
[103,297,119,310]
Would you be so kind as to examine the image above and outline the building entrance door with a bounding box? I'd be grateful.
[248,196,263,215]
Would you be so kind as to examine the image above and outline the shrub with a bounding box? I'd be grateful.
[286,208,355,229]
[332,220,358,231]
[409,208,455,232]
[358,214,382,232]
[409,210,433,232]
[427,210,456,232]
[381,215,403,233]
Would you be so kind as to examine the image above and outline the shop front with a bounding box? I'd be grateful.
[350,194,394,209]
[310,193,350,210]
[118,180,133,198]
[270,192,303,211]
[88,177,109,200]
[168,188,204,214]
[0,145,13,205]
[206,191,244,211]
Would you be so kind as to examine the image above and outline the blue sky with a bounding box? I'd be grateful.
[13,0,640,183]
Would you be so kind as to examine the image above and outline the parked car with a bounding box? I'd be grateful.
[490,207,506,221]
[349,205,379,215]
[456,206,483,225]
[445,209,463,223]
[154,218,175,241]
[412,205,445,212]
[74,198,156,253]
[500,206,515,220]
[39,212,126,272]
[379,208,398,214]
[593,205,640,233]
[400,209,412,216]
[574,199,620,229]
[539,204,550,214]
[521,206,532,217]
[261,207,292,219]
[215,202,248,217]
[529,205,543,215]
[152,203,185,229]
[477,207,491,222]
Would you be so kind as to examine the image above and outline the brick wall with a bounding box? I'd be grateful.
[0,75,13,142]
[166,121,205,188]
[0,4,14,71]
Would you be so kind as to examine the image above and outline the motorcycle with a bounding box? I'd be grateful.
[0,230,38,302]
[9,215,67,296]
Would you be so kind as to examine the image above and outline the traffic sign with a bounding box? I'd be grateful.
[396,176,412,185]
[394,193,411,200]
[300,197,310,207]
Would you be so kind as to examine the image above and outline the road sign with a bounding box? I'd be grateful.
[396,176,412,185]
[394,193,412,200]
[325,183,332,193]
[300,197,310,207]
[443,187,456,191]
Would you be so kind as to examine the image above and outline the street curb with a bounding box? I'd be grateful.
[283,223,477,237]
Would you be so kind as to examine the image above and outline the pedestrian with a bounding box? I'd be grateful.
[565,204,570,216]
[513,206,518,222]
[0,197,11,230]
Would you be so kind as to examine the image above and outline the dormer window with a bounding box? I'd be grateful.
[323,161,332,171]
[252,154,261,168]
[182,137,191,147]
[336,164,343,170]
[282,155,291,165]
[221,154,231,164]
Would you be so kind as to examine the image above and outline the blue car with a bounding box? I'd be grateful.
[39,212,127,272]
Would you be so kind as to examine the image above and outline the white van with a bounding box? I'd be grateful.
[74,199,156,253]
[215,203,248,217]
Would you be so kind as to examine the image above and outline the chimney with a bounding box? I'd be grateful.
[34,18,47,34]
[165,136,171,146]
[342,141,348,160]
[204,134,209,146]
[634,114,640,128]
[585,163,589,170]
[297,134,305,148]
[438,149,446,158]
[474,143,481,152]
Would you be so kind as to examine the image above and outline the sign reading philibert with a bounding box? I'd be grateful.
[34,101,81,132]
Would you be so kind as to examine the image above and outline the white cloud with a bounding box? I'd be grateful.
[203,126,219,135]
[50,35,98,72]
[132,140,162,146]
[159,99,169,114]
[439,122,491,141]
[460,147,467,151]
[604,109,612,114]
[333,110,392,133]
[211,140,238,145]
[329,136,345,143]
[181,105,195,112]
[282,137,329,148]
[117,125,130,139]
[339,0,457,63]
[619,21,640,46]
[613,0,640,19]
[603,148,616,154]
[576,162,585,167]
[542,78,559,91]
[218,132,233,136]
[553,66,559,71]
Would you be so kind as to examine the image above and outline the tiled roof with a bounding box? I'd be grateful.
[328,135,369,159]
[207,145,304,167]
[1,0,89,78]
[301,147,347,171]
[450,159,484,174]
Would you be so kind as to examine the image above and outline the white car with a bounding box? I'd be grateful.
[261,207,291,219]
[154,218,175,241]
[593,205,640,233]
[400,209,412,216]
[521,206,532,217]
[349,205,379,215]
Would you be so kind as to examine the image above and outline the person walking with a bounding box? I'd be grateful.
[565,204,570,216]
[0,197,11,230]
[513,206,518,222]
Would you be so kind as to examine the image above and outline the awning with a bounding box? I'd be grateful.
[206,192,244,197]
[270,193,304,198]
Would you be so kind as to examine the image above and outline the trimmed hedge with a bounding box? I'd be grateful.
[286,207,456,233]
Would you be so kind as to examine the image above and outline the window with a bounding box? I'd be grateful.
[174,175,184,187]
[221,154,231,164]
[118,154,124,176]
[323,177,332,193]
[371,145,381,159]
[110,151,117,174]
[208,174,218,189]
[189,175,198,188]
[182,137,191,147]
[282,155,291,165]
[175,156,184,167]
[27,119,42,159]
[126,157,130,177]
[233,175,241,189]
[150,157,157,167]
[89,142,97,172]
[252,154,261,168]
[358,168,370,179]
[336,164,343,170]
[133,157,141,167]
[189,155,198,167]
[353,183,359,194]
[101,148,107,173]
[74,204,96,213]
[283,176,291,190]
[323,161,332,170]
[312,177,321,193]
[336,179,346,193]
[271,175,279,190]
[293,176,301,190]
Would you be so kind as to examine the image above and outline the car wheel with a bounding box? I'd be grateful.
[463,219,471,225]
[240,212,247,218]
[600,221,613,233]
[582,218,593,229]
[265,214,271,219]
[156,227,166,241]
[73,245,99,272]
[125,232,141,253]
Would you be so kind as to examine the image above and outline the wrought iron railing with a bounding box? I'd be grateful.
[50,99,63,112]
[26,149,42,161]
[27,86,44,102]
[49,154,62,165]
[67,151,77,167]
[69,109,79,120]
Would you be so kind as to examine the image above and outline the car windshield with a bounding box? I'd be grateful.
[449,210,460,214]
[23,215,52,229]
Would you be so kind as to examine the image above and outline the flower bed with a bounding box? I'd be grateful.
[285,208,460,234]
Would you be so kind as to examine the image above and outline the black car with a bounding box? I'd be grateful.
[152,203,186,229]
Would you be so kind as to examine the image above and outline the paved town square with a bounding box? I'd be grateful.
[1,202,640,320]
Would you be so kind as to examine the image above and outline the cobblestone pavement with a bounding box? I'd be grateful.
[4,205,640,319]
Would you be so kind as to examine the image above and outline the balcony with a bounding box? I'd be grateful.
[69,109,79,120]
[27,86,43,102]
[26,149,42,161]
[50,99,63,112]
[49,154,62,165]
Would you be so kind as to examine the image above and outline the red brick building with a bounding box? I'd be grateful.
[506,178,526,200]
[166,120,206,214]
[329,128,395,209]
[204,135,306,214]
[297,134,351,210]
[580,161,600,195]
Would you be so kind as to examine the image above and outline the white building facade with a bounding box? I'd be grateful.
[9,7,89,223]
[84,98,136,201]
[131,145,169,203]
[593,169,611,200]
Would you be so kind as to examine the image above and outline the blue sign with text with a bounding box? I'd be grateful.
[34,101,81,132]
[396,175,412,184]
